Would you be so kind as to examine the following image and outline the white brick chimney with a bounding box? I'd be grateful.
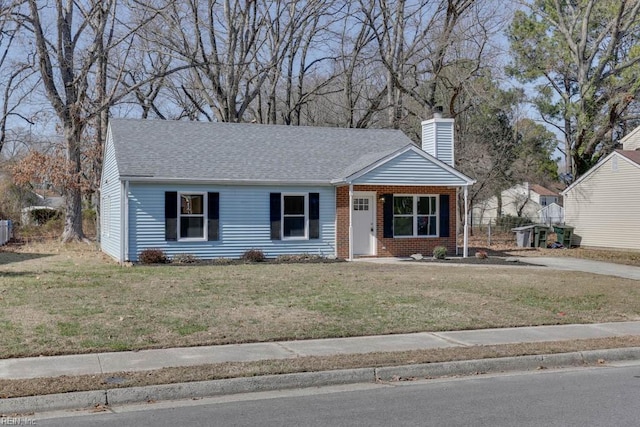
[421,107,454,167]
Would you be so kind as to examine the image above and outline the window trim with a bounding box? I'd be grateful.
[392,194,439,238]
[281,193,308,240]
[178,191,207,242]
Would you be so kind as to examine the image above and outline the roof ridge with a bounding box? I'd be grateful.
[109,117,405,134]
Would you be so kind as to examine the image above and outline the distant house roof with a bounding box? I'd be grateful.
[529,184,558,197]
[617,149,640,165]
[109,119,416,184]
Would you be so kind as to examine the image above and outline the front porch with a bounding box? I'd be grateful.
[335,185,460,259]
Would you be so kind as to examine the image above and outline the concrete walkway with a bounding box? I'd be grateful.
[518,257,640,280]
[355,256,640,281]
[1,321,639,380]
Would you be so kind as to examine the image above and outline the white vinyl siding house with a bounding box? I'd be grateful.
[562,150,640,250]
[472,183,561,225]
[620,125,640,151]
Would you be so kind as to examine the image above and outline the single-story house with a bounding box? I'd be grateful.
[561,126,640,250]
[472,182,561,225]
[100,116,475,263]
[20,192,65,225]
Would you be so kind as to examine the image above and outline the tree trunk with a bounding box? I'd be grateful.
[61,124,85,242]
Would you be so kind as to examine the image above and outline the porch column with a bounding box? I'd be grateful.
[348,184,354,261]
[463,185,469,258]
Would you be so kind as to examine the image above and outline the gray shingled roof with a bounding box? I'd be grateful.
[109,119,414,183]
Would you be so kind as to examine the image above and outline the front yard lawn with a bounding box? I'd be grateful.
[1,242,639,359]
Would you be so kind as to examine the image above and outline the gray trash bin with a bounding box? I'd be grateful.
[512,226,533,248]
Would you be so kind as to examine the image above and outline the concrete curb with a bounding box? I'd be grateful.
[106,368,375,406]
[2,348,639,415]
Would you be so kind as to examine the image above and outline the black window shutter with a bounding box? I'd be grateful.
[439,194,450,238]
[207,192,219,241]
[383,194,393,238]
[270,193,281,240]
[165,191,178,241]
[309,193,320,239]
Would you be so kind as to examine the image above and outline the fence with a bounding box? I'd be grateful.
[0,220,12,246]
[469,221,519,247]
[469,215,570,248]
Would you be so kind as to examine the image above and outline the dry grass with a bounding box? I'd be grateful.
[1,240,639,360]
[2,239,640,399]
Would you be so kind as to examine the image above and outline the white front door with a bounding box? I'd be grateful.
[353,194,375,255]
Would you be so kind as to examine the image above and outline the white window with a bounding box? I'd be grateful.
[282,194,308,239]
[393,195,438,237]
[353,198,369,211]
[101,195,110,238]
[179,193,206,240]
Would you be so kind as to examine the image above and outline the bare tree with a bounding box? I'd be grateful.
[13,0,173,241]
[359,0,506,128]
[155,1,274,122]
[0,0,36,155]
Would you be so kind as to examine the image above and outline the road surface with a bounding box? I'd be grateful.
[35,362,640,426]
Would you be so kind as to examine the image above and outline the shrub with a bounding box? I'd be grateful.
[83,209,97,222]
[29,208,61,225]
[212,257,233,265]
[433,246,447,259]
[172,254,199,264]
[276,253,323,263]
[139,249,168,264]
[241,249,265,262]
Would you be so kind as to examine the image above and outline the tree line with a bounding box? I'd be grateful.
[0,0,638,241]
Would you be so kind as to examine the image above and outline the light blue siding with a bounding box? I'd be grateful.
[127,184,336,261]
[422,119,454,167]
[353,151,468,186]
[100,131,122,260]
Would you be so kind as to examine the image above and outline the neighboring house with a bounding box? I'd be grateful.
[472,183,561,225]
[100,117,475,263]
[20,192,65,225]
[561,127,640,250]
[538,202,564,226]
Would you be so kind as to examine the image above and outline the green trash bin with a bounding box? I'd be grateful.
[533,225,549,248]
[553,225,574,247]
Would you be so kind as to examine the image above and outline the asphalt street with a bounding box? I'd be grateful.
[34,361,640,427]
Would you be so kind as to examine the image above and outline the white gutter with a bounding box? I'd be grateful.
[120,176,332,186]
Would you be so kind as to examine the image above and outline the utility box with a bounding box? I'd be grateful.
[553,225,574,247]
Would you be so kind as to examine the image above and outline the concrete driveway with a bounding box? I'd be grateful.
[519,257,640,280]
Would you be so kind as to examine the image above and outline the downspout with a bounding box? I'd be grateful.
[348,183,354,261]
[455,187,460,256]
[123,180,130,263]
[463,185,469,258]
[119,180,125,264]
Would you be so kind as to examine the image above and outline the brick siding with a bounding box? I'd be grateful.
[336,185,458,258]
